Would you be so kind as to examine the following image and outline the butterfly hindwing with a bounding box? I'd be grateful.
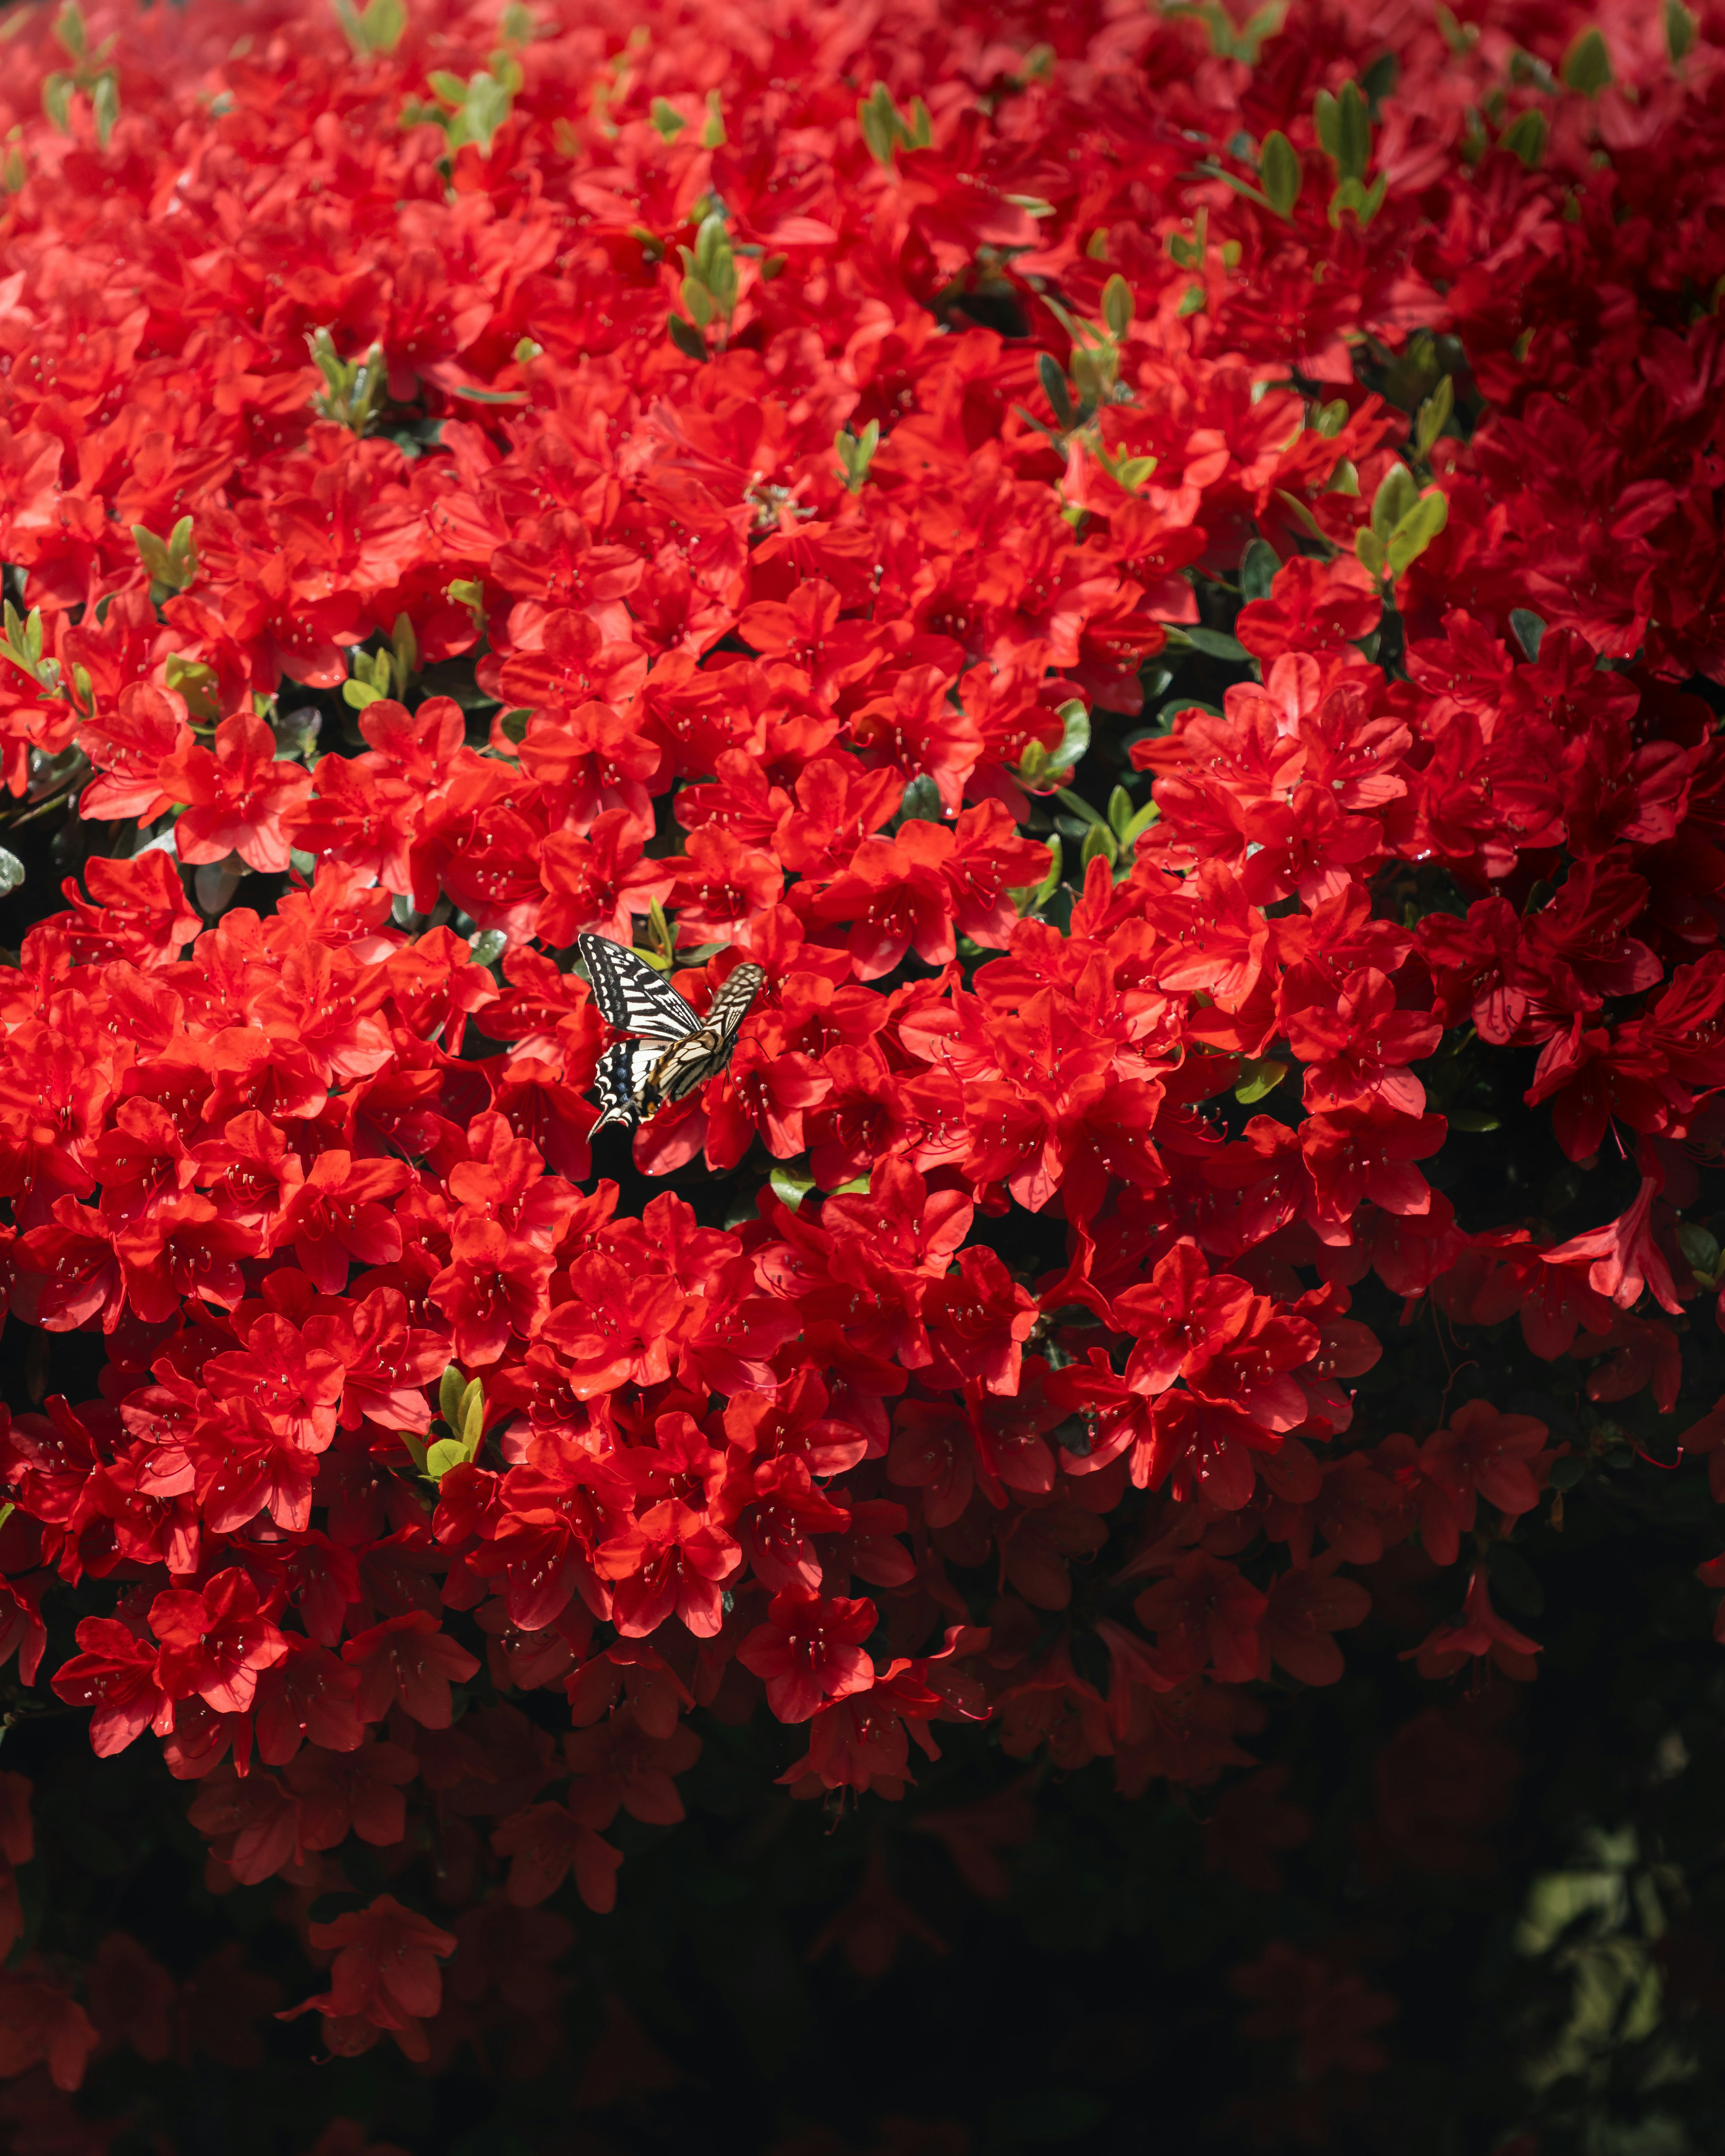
[577,933,702,1043]
[592,1040,669,1132]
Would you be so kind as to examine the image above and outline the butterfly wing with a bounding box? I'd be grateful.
[591,1040,669,1132]
[577,934,702,1043]
[706,962,766,1047]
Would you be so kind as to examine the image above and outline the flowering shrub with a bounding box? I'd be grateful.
[3,0,1725,2146]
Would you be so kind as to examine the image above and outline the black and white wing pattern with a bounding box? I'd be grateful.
[580,933,766,1133]
[577,933,703,1043]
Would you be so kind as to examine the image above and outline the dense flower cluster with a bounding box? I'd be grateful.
[0,0,1724,2114]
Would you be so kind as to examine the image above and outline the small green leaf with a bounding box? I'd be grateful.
[769,1162,817,1212]
[1107,784,1136,838]
[1561,26,1612,95]
[1509,610,1545,661]
[1053,786,1107,830]
[1079,820,1117,869]
[1314,80,1370,183]
[1047,699,1091,775]
[1258,129,1301,218]
[0,846,22,898]
[1445,1109,1502,1133]
[1037,352,1074,432]
[1371,463,1421,541]
[1184,625,1250,662]
[438,1365,466,1430]
[1234,1057,1287,1105]
[425,1437,468,1481]
[898,773,943,824]
[459,1378,485,1457]
[400,1431,429,1475]
[1499,109,1546,169]
[1240,537,1280,601]
[1415,375,1455,456]
[1676,1220,1721,1277]
[1100,272,1132,340]
[668,315,707,362]
[1668,0,1697,63]
[1385,488,1447,576]
[650,97,686,140]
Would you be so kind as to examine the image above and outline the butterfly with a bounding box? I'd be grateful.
[578,933,766,1133]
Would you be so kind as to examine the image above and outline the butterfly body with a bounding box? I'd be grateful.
[579,934,765,1133]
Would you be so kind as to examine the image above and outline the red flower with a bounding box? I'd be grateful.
[162,712,313,874]
[737,1587,878,1722]
[274,1153,411,1294]
[149,1569,289,1716]
[285,1894,458,2054]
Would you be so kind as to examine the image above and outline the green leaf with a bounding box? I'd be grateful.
[425,1437,468,1481]
[668,314,707,362]
[400,1431,429,1475]
[1184,625,1250,662]
[1509,609,1546,661]
[1562,26,1612,95]
[90,69,117,149]
[1053,786,1107,830]
[342,679,386,710]
[1240,536,1280,602]
[1079,820,1117,869]
[1234,1057,1287,1105]
[898,773,943,824]
[449,382,527,404]
[1415,375,1455,457]
[438,1365,466,1430]
[1037,351,1075,431]
[1107,784,1136,838]
[1499,109,1546,169]
[1355,526,1388,583]
[1370,463,1420,541]
[1385,488,1447,576]
[1668,0,1697,63]
[1445,1109,1502,1133]
[1677,1219,1721,1278]
[459,1378,485,1457]
[650,97,686,140]
[1047,699,1091,775]
[769,1161,817,1212]
[0,846,22,898]
[1100,272,1132,340]
[1314,80,1370,183]
[468,928,507,968]
[1258,129,1301,217]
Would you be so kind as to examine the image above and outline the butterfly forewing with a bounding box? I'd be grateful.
[577,933,702,1042]
[580,936,767,1132]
